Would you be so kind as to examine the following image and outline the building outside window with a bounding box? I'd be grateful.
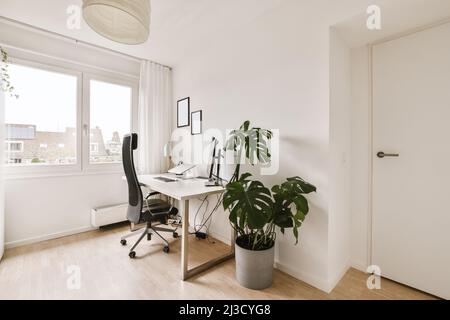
[5,140,24,153]
[90,143,99,154]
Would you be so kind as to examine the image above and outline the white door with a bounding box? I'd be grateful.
[372,22,450,299]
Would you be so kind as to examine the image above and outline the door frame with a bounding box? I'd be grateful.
[367,17,450,268]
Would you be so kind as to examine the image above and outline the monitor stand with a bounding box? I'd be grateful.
[205,178,221,187]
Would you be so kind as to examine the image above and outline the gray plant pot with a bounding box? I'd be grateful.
[235,241,275,290]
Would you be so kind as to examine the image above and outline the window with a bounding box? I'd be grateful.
[89,80,132,164]
[90,143,99,153]
[9,142,22,152]
[4,64,78,166]
[5,141,24,153]
[3,57,137,176]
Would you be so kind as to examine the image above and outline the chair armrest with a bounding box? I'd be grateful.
[138,182,160,199]
[145,192,161,200]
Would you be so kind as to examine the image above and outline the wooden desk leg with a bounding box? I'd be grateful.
[180,197,235,281]
[181,199,189,280]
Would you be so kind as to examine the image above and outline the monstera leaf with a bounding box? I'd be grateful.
[223,173,273,230]
[271,177,317,244]
[225,121,273,181]
[245,125,272,165]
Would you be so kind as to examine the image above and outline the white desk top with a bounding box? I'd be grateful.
[136,174,225,201]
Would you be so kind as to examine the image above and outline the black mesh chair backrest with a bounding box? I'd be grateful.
[122,133,143,224]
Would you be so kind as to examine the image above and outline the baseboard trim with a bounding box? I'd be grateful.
[327,263,351,293]
[210,233,231,246]
[274,261,330,293]
[5,226,98,249]
[351,260,368,273]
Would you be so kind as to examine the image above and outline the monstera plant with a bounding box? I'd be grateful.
[223,121,316,290]
[224,174,316,251]
[225,120,272,183]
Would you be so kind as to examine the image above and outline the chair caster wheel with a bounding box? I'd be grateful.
[120,239,127,246]
[147,234,152,241]
[163,246,170,254]
[129,251,136,259]
[173,232,179,238]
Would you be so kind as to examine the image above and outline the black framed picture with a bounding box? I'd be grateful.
[191,110,202,135]
[177,97,190,128]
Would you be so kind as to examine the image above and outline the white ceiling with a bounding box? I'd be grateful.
[0,0,286,67]
[1,0,450,67]
[334,0,450,47]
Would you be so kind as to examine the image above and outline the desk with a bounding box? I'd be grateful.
[137,174,235,280]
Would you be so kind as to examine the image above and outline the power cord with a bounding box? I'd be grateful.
[190,196,210,235]
[189,193,224,241]
[198,193,224,242]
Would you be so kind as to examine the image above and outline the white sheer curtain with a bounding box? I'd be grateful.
[137,60,172,174]
[0,90,4,261]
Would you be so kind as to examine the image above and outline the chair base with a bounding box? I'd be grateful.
[120,223,179,258]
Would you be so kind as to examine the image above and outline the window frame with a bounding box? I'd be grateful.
[3,56,139,178]
[3,58,83,176]
[82,73,138,174]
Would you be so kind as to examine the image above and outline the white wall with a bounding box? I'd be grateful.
[350,46,371,271]
[4,174,127,247]
[172,0,375,292]
[328,29,352,287]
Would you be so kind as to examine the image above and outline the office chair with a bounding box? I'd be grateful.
[120,133,179,259]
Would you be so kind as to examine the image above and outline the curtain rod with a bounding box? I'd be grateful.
[0,15,172,70]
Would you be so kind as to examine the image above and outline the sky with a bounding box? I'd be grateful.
[5,64,131,141]
[90,80,131,140]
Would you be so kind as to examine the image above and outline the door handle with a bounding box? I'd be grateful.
[377,151,399,158]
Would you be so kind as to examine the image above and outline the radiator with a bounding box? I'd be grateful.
[91,203,128,227]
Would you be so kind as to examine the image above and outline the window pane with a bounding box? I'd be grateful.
[4,64,78,166]
[89,80,131,164]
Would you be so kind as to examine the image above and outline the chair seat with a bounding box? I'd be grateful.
[139,199,178,223]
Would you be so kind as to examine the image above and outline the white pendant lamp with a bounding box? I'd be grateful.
[82,0,151,45]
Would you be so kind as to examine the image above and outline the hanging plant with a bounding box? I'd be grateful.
[1,47,18,99]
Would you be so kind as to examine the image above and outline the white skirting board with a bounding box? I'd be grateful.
[5,203,128,249]
[351,260,369,273]
[5,225,98,249]
[274,261,331,293]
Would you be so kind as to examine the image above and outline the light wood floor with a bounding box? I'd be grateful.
[0,225,435,300]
